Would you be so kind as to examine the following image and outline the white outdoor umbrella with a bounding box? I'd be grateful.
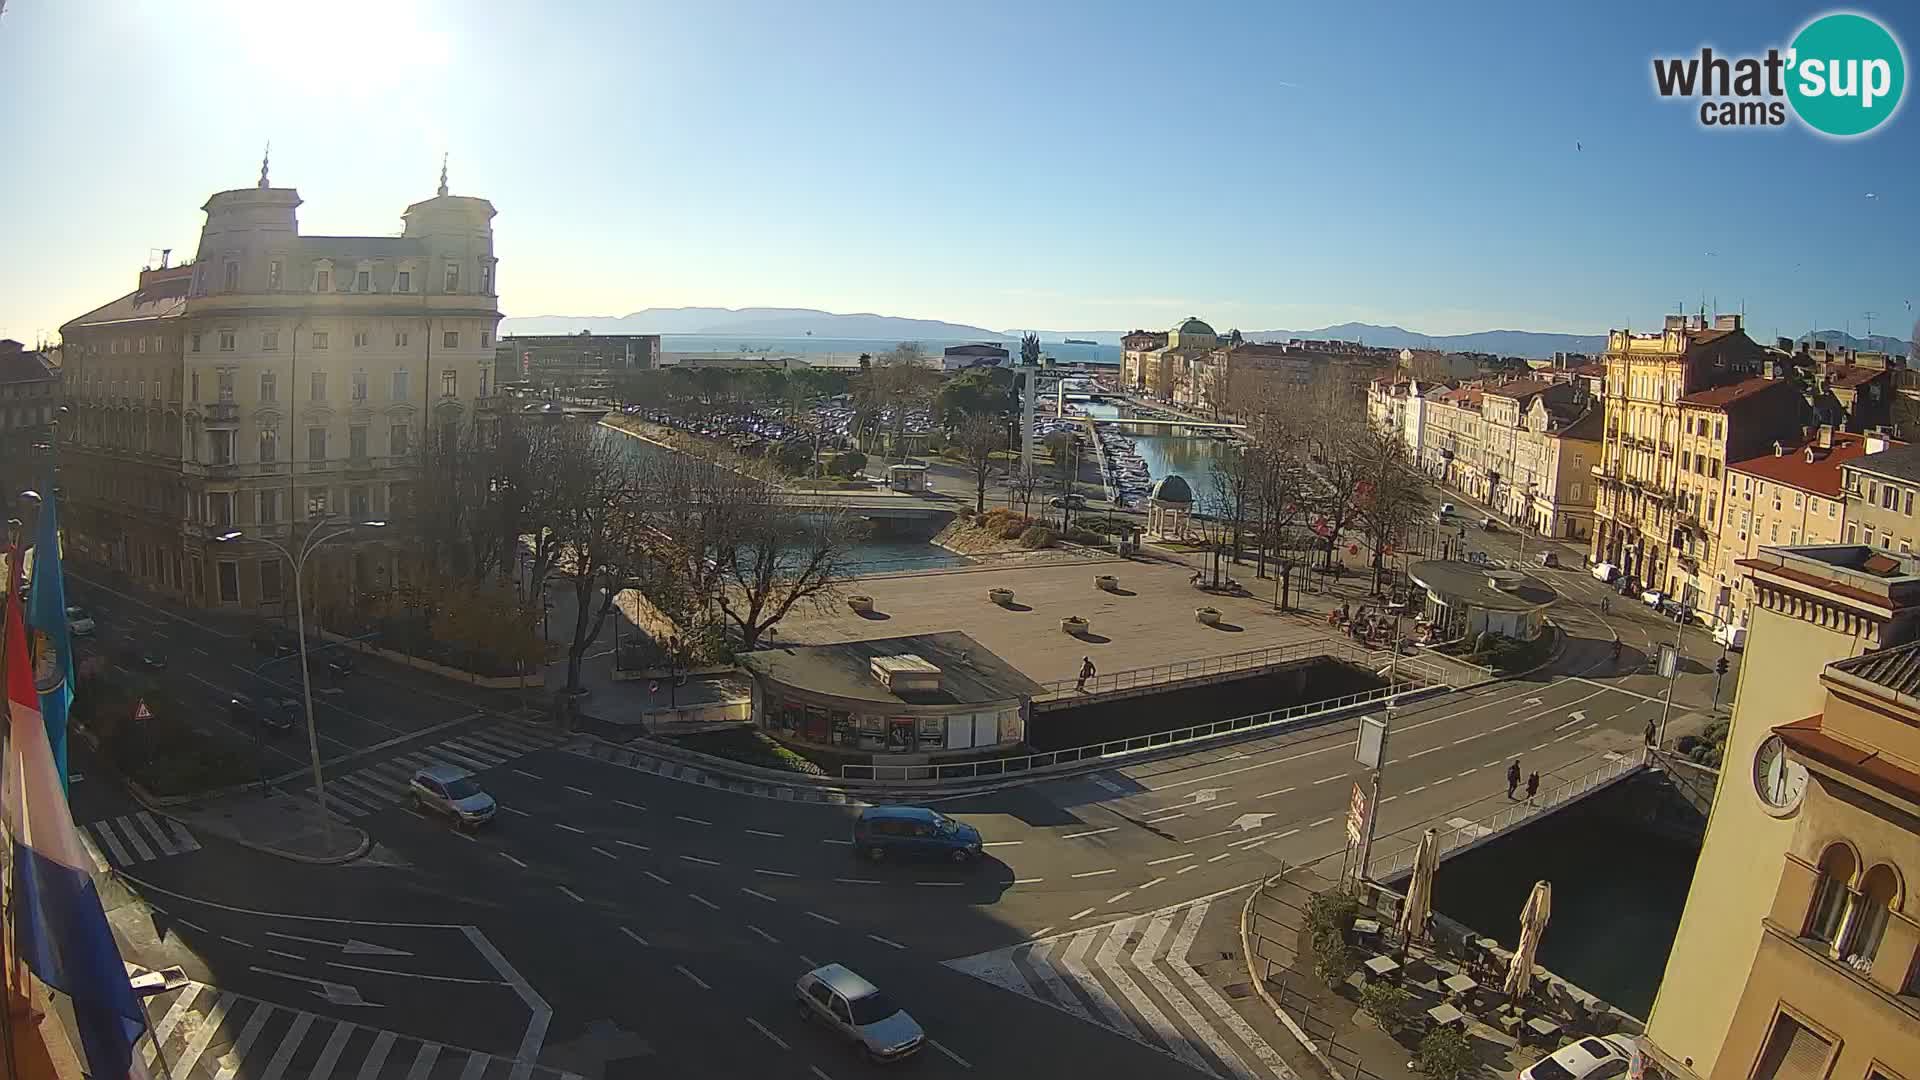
[1504,880,1553,1001]
[1398,828,1440,945]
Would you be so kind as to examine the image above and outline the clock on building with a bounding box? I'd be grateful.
[1752,734,1808,815]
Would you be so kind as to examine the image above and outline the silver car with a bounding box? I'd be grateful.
[409,764,496,828]
[795,964,923,1062]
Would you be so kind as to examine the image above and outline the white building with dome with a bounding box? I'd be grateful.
[1120,316,1217,401]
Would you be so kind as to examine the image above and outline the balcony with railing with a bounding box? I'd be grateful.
[203,401,239,427]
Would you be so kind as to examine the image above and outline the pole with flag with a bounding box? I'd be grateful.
[4,541,149,1079]
[24,470,75,795]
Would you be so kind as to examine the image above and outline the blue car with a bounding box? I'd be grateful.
[852,806,983,864]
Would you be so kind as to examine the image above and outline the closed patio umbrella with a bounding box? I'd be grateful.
[1503,879,1552,1002]
[1398,828,1439,947]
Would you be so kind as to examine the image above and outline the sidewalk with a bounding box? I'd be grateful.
[166,786,369,863]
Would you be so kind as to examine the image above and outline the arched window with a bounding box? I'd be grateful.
[1806,842,1856,946]
[1848,864,1901,970]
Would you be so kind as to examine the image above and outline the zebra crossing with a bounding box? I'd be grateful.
[945,900,1293,1080]
[317,723,568,819]
[82,812,202,870]
[139,980,581,1080]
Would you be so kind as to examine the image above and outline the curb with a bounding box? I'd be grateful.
[127,777,372,867]
[1239,874,1337,1080]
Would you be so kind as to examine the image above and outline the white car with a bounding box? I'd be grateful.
[1520,1035,1637,1080]
[65,606,96,636]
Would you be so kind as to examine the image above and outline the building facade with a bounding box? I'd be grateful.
[1715,430,1882,630]
[499,331,659,391]
[0,339,60,522]
[57,166,502,611]
[1841,443,1920,557]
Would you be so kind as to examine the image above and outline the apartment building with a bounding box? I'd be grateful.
[57,165,502,610]
[1646,545,1920,1079]
[1122,319,1214,400]
[1715,430,1882,629]
[1591,314,1805,609]
[0,339,60,521]
[1842,443,1920,556]
[1510,394,1601,540]
[1422,385,1485,491]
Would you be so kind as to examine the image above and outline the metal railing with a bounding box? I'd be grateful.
[841,671,1432,782]
[1033,637,1380,701]
[1367,746,1648,878]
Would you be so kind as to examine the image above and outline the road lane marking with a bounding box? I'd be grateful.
[1258,787,1295,798]
[1531,742,1551,751]
[744,828,783,838]
[1452,734,1482,745]
[565,785,593,796]
[981,841,1022,848]
[680,855,720,866]
[821,838,852,845]
[1148,853,1195,865]
[1069,907,1097,920]
[868,934,908,950]
[1313,774,1345,785]
[928,1038,972,1069]
[266,949,304,962]
[1458,768,1478,777]
[1310,816,1335,827]
[1138,877,1166,889]
[498,806,531,817]
[915,881,964,887]
[747,1017,789,1051]
[1405,785,1427,795]
[1197,801,1240,812]
[811,1067,835,1080]
[220,935,250,948]
[554,824,585,834]
[674,965,710,990]
[620,927,649,947]
[1106,891,1134,904]
[675,815,713,826]
[741,887,778,902]
[644,871,671,885]
[1177,865,1201,874]
[1207,852,1233,862]
[1014,878,1046,884]
[834,877,881,885]
[512,769,541,780]
[1489,722,1519,734]
[1146,812,1186,822]
[748,924,780,945]
[1183,829,1236,844]
[1380,795,1399,804]
[1071,869,1117,878]
[1554,717,1583,731]
[688,894,720,911]
[614,800,646,811]
[557,885,585,903]
[754,868,796,878]
[1061,827,1117,839]
[806,911,840,926]
[1408,747,1443,758]
[616,840,650,851]
[500,852,527,868]
[1030,926,1055,938]
[591,847,618,860]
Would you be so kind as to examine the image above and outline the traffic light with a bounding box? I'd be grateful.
[1715,656,1729,676]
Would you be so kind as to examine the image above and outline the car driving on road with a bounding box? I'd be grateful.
[409,764,497,828]
[65,605,96,636]
[1519,1034,1637,1080]
[795,964,924,1062]
[852,805,982,863]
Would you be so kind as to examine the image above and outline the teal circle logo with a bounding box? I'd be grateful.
[1787,12,1906,137]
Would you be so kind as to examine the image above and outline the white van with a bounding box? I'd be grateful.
[1590,562,1618,583]
[1715,623,1747,651]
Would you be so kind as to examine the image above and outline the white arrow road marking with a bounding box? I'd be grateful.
[1555,711,1587,730]
[1229,813,1275,832]
[1524,697,1544,707]
[262,931,412,957]
[249,966,382,1006]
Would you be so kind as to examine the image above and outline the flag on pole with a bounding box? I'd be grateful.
[25,475,76,793]
[5,548,150,1080]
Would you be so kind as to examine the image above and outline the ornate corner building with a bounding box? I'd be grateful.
[56,163,501,610]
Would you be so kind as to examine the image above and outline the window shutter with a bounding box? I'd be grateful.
[1752,1015,1832,1080]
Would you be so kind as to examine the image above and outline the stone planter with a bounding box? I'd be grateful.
[847,595,875,614]
[1094,574,1119,592]
[1061,616,1090,635]
[988,588,1015,606]
[1196,607,1223,626]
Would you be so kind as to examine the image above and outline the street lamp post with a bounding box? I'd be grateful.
[216,516,387,846]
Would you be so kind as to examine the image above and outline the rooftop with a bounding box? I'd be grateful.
[1481,378,1557,402]
[1845,443,1920,484]
[1407,561,1558,611]
[739,631,1041,707]
[1729,432,1881,497]
[1676,375,1793,410]
[0,342,57,384]
[1829,640,1920,700]
[61,272,191,330]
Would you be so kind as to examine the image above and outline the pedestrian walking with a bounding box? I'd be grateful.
[1600,595,1610,615]
[1525,771,1540,804]
[1645,718,1658,748]
[1077,656,1096,692]
[1506,760,1521,800]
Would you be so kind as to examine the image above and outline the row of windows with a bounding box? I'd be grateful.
[205,423,412,466]
[1803,842,1913,992]
[203,482,396,530]
[192,328,490,353]
[70,365,485,405]
[205,260,492,297]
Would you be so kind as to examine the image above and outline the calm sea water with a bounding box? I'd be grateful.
[662,334,1122,367]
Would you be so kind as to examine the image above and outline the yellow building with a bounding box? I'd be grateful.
[1645,544,1920,1077]
[1714,431,1880,629]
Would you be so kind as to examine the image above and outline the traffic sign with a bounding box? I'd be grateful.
[133,700,153,722]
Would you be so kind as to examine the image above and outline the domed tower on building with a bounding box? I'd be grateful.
[1166,316,1217,352]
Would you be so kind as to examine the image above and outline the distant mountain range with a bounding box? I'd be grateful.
[502,307,1914,361]
[502,307,1004,341]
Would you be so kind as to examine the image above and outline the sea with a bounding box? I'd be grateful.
[659,335,1122,367]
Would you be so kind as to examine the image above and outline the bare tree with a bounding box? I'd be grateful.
[520,423,641,696]
[871,343,938,462]
[712,500,863,650]
[952,412,1005,514]
[407,414,529,587]
[1351,428,1428,595]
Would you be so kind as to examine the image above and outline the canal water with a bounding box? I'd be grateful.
[1427,779,1700,1019]
[1077,401,1228,490]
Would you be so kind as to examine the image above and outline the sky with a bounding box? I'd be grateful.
[0,0,1915,344]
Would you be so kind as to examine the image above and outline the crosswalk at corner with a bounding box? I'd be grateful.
[317,722,568,820]
[82,812,202,871]
[139,980,582,1080]
[945,899,1294,1080]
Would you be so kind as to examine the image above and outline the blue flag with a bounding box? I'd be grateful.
[26,477,75,793]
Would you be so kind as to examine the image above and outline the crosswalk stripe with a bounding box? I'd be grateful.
[135,812,180,856]
[1132,914,1221,1075]
[321,790,374,817]
[458,1051,493,1080]
[1059,929,1138,1038]
[406,1041,443,1080]
[430,747,496,773]
[212,1000,276,1080]
[114,818,157,862]
[256,1011,314,1080]
[1022,939,1090,1020]
[169,818,202,853]
[1096,917,1187,1061]
[173,991,237,1077]
[1170,904,1291,1079]
[88,821,133,867]
[1162,904,1255,1079]
[444,736,512,761]
[460,730,534,755]
[329,776,394,809]
[473,726,560,753]
[357,1029,398,1080]
[308,1020,357,1080]
[144,982,204,1068]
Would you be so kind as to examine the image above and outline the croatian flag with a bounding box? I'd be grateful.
[26,473,76,793]
[5,551,149,1080]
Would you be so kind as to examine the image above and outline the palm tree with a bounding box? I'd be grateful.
[1020,332,1041,367]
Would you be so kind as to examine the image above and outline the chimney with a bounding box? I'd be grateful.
[159,248,171,269]
[1776,336,1794,351]
[1774,440,1786,457]
[1867,432,1890,455]
[1715,314,1743,331]
[1819,425,1835,449]
[1664,315,1687,332]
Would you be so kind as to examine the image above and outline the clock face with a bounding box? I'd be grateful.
[1753,735,1808,813]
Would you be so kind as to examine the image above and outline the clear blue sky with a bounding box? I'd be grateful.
[1,0,1913,343]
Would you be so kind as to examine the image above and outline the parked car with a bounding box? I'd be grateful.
[409,764,496,828]
[251,627,299,658]
[1049,493,1088,509]
[851,805,982,864]
[1519,1034,1637,1080]
[1589,561,1618,583]
[1714,622,1747,651]
[64,606,96,636]
[794,964,924,1062]
[1536,551,1560,568]
[1641,589,1666,609]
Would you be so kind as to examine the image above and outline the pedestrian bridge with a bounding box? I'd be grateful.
[1364,746,1651,882]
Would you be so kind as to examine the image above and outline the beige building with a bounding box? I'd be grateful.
[1715,431,1882,629]
[1120,318,1215,401]
[1510,394,1601,540]
[1842,443,1920,557]
[1645,544,1920,1078]
[58,163,502,610]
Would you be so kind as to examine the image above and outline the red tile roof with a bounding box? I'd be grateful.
[1677,375,1793,410]
[1482,378,1557,401]
[1823,365,1886,389]
[1728,432,1885,497]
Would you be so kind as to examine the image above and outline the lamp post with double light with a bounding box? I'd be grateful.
[215,516,386,845]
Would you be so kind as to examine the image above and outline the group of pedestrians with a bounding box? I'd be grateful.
[1506,759,1540,804]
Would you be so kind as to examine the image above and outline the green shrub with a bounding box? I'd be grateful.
[1306,891,1359,945]
[828,450,868,478]
[1416,1024,1477,1080]
[1314,939,1358,986]
[1358,981,1411,1031]
[773,440,816,475]
[1018,525,1060,549]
